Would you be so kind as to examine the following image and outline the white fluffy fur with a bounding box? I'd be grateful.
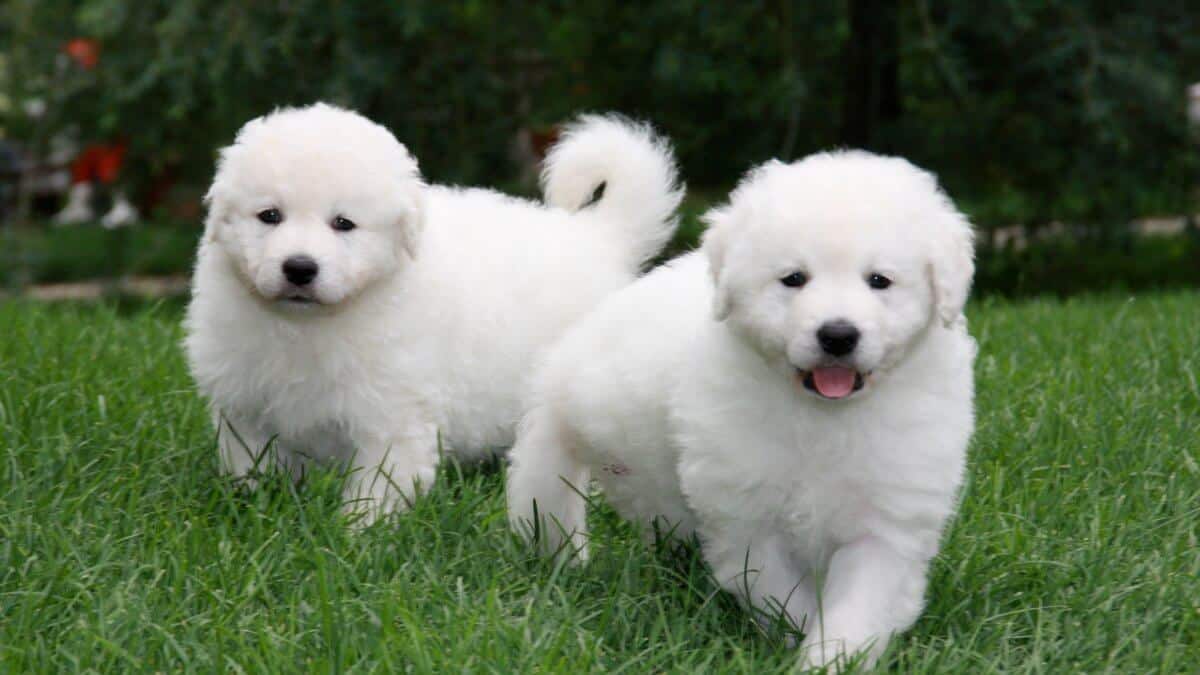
[185,103,682,524]
[507,151,976,669]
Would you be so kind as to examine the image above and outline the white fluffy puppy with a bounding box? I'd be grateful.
[186,103,681,523]
[507,151,975,669]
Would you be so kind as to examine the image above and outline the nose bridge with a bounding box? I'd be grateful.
[272,216,329,258]
[801,275,857,324]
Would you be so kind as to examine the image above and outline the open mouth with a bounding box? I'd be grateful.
[798,366,866,400]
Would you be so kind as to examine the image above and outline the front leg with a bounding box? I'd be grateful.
[800,537,928,671]
[704,524,818,639]
[342,422,440,527]
[214,410,297,488]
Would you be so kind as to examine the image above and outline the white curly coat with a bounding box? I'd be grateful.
[507,151,976,670]
[185,103,682,524]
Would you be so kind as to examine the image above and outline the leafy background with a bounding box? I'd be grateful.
[4,1,1198,234]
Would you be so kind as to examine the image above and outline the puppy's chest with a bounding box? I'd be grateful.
[751,461,865,553]
[218,340,389,425]
[731,422,875,551]
[682,411,874,549]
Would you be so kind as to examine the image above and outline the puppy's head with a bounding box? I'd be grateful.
[702,151,974,401]
[204,103,424,312]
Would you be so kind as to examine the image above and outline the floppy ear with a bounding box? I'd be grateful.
[200,182,230,246]
[201,143,241,245]
[702,159,782,321]
[701,205,735,321]
[396,183,426,260]
[929,206,975,327]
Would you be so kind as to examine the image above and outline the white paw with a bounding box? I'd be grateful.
[342,494,409,529]
[342,464,435,528]
[799,631,880,672]
[799,636,845,672]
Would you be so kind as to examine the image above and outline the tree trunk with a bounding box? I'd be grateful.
[840,0,902,150]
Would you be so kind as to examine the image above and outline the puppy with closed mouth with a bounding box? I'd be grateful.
[507,151,976,669]
[185,103,682,525]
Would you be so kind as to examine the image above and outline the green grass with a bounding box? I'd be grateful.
[1,292,1198,673]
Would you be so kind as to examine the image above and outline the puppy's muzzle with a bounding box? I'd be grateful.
[817,320,860,356]
[282,255,319,286]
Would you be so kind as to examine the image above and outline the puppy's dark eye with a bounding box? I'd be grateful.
[332,216,356,232]
[257,208,282,225]
[780,271,808,288]
[868,273,892,290]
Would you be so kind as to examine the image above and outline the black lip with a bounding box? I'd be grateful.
[799,369,866,398]
[284,295,316,304]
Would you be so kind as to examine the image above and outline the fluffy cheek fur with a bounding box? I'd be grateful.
[869,275,935,371]
[211,215,270,295]
[215,215,400,306]
[720,283,794,373]
[320,229,400,304]
[718,262,936,377]
[785,273,936,374]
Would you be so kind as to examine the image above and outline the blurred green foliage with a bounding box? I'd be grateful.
[0,221,198,287]
[2,0,1198,234]
[5,213,1198,301]
[975,230,1200,297]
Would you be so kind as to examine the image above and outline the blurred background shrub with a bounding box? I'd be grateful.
[1,0,1198,294]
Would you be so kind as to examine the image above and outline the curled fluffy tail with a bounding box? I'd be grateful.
[542,115,684,268]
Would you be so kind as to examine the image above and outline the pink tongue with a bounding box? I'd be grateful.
[812,367,856,399]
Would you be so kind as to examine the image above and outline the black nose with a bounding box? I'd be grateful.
[817,320,860,356]
[282,256,319,286]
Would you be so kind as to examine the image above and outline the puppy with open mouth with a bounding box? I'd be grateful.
[508,151,976,669]
[185,103,682,525]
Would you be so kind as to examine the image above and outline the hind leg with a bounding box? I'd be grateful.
[506,407,591,560]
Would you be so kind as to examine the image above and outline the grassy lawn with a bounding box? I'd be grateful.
[1,292,1198,672]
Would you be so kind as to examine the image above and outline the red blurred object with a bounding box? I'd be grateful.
[71,142,127,184]
[63,38,100,70]
[528,127,562,160]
